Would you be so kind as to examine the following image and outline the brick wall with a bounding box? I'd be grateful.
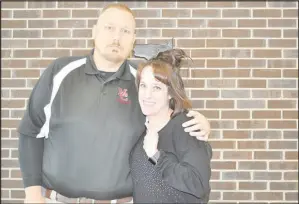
[1,1,298,203]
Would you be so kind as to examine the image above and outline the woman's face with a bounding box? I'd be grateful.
[138,66,170,117]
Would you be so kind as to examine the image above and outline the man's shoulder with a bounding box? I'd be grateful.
[45,55,87,76]
[54,55,87,69]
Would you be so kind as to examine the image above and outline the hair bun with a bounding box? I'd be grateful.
[155,49,188,71]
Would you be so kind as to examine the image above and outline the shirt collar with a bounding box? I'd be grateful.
[84,49,133,81]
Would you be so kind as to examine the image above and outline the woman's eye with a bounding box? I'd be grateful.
[153,86,161,90]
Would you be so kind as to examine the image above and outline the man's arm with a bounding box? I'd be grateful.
[17,60,57,202]
[19,135,46,203]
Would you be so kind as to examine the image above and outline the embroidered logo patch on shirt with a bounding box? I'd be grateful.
[117,87,131,104]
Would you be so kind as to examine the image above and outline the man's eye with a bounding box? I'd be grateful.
[140,83,146,88]
[105,26,113,30]
[122,29,131,34]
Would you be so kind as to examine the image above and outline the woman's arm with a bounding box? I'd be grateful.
[154,127,212,199]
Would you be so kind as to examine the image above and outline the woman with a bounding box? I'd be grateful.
[129,49,212,203]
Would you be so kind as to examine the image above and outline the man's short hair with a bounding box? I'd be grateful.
[100,3,135,18]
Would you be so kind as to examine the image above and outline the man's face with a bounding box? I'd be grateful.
[93,8,136,63]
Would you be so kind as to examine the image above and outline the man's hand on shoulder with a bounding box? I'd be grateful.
[182,110,210,141]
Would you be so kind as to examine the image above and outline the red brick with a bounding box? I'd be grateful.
[2,1,26,8]
[2,39,27,49]
[238,39,266,47]
[57,40,86,48]
[223,29,250,38]
[284,172,298,180]
[191,49,220,58]
[268,19,297,27]
[283,29,298,38]
[211,182,236,190]
[253,69,281,78]
[254,192,283,200]
[72,9,99,18]
[162,29,191,38]
[193,9,220,17]
[238,2,267,7]
[253,29,281,38]
[268,120,297,129]
[270,161,298,170]
[191,70,220,78]
[14,10,42,18]
[208,19,236,27]
[254,151,283,160]
[43,29,71,38]
[133,9,160,18]
[269,39,297,48]
[58,20,86,28]
[148,19,176,28]
[43,9,71,18]
[268,100,297,109]
[2,20,26,28]
[253,9,281,17]
[162,9,190,18]
[14,49,41,58]
[285,192,298,201]
[209,141,236,149]
[211,161,236,170]
[223,151,252,160]
[239,161,267,170]
[147,2,176,8]
[28,20,56,28]
[28,2,56,8]
[222,69,250,78]
[192,29,221,38]
[178,19,206,28]
[42,49,71,58]
[238,141,266,149]
[254,171,282,180]
[283,9,298,17]
[28,39,56,48]
[191,90,219,98]
[57,2,86,8]
[222,110,250,119]
[223,130,251,139]
[177,2,206,8]
[223,9,250,17]
[222,171,251,180]
[238,19,266,27]
[237,120,266,129]
[207,60,235,68]
[11,190,25,199]
[252,110,281,119]
[2,79,26,88]
[208,2,236,7]
[207,39,235,47]
[239,182,267,190]
[238,79,266,88]
[177,39,205,48]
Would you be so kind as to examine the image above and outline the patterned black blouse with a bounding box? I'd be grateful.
[129,112,213,203]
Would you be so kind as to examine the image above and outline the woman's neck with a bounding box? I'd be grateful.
[147,108,173,132]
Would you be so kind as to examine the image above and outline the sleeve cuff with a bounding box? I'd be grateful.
[23,177,42,188]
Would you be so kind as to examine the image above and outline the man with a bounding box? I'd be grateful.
[18,3,211,203]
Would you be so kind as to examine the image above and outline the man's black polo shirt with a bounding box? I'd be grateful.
[18,52,146,200]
